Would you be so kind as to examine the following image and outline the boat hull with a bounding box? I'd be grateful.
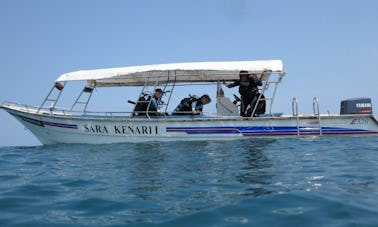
[3,105,378,144]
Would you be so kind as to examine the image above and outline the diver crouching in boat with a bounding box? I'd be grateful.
[172,94,211,115]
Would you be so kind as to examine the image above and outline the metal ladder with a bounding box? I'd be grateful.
[291,97,322,136]
[132,77,155,117]
[313,97,322,136]
[161,73,176,114]
[70,86,95,112]
[292,97,300,136]
[250,79,269,117]
[251,72,282,117]
[132,72,176,118]
[38,81,67,114]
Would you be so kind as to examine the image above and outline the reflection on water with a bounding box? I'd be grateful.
[236,140,276,197]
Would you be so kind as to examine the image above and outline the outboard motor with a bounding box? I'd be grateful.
[340,98,372,115]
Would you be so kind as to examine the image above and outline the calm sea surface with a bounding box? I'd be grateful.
[0,136,377,226]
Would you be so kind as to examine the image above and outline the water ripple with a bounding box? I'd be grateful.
[0,137,377,226]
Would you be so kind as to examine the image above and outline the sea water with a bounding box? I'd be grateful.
[0,136,377,226]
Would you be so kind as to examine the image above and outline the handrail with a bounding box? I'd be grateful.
[292,97,300,136]
[312,97,320,116]
[312,97,322,136]
[292,97,298,116]
[2,101,217,118]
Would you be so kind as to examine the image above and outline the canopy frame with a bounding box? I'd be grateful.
[39,60,285,117]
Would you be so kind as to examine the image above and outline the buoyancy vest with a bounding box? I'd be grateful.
[173,96,202,114]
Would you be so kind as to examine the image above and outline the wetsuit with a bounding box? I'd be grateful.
[227,77,262,116]
[173,96,204,115]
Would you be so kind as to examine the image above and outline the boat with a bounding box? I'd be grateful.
[2,60,378,144]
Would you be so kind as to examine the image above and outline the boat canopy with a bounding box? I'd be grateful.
[56,60,284,87]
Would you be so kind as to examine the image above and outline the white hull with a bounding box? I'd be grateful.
[3,104,378,145]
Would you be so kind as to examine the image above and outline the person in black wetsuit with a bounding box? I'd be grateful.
[224,70,262,117]
[172,94,211,115]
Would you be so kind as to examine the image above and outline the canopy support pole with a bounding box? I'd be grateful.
[37,81,66,114]
[70,84,95,113]
[162,71,177,114]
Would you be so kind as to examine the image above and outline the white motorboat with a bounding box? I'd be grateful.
[2,60,377,144]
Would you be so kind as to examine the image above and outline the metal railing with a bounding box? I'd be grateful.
[2,101,217,119]
[312,97,322,136]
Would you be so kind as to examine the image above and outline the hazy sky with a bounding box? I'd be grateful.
[1,0,377,146]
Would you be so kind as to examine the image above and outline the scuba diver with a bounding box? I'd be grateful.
[224,70,263,117]
[172,94,211,115]
[149,88,164,114]
[133,88,164,116]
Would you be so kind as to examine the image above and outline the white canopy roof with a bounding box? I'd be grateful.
[56,60,284,87]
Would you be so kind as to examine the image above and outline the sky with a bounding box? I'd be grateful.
[0,0,377,146]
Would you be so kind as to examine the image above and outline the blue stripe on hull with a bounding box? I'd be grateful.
[11,113,78,129]
[166,126,376,136]
[43,121,78,129]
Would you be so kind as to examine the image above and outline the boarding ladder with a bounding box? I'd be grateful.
[291,97,322,136]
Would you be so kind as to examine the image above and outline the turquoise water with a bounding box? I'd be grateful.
[0,137,377,226]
